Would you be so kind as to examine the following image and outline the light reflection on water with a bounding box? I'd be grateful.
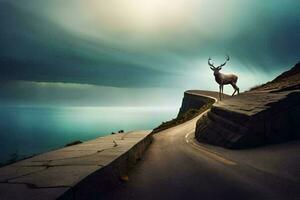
[0,106,177,164]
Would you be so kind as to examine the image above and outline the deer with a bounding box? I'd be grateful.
[208,55,239,100]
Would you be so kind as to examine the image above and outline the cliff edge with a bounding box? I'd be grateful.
[178,90,225,116]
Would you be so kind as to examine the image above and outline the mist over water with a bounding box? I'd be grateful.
[0,106,177,164]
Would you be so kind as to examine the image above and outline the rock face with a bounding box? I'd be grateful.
[195,62,300,149]
[178,90,223,116]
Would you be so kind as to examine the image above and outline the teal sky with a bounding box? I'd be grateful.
[0,0,299,107]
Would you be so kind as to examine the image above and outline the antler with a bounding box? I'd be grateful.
[218,55,230,68]
[208,57,215,69]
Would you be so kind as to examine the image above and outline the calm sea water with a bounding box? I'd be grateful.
[0,106,177,164]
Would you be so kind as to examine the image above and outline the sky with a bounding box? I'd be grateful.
[0,0,299,107]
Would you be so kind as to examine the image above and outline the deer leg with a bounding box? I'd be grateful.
[219,85,222,100]
[221,85,224,99]
[231,83,237,96]
[234,84,240,95]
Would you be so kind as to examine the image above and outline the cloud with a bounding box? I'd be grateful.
[0,2,180,88]
[0,81,183,107]
[0,0,299,92]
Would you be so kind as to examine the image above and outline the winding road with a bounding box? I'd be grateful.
[101,91,300,200]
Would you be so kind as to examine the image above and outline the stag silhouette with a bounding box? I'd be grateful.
[208,56,239,100]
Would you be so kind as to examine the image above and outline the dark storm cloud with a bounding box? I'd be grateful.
[0,2,179,88]
[0,0,299,89]
[224,4,300,71]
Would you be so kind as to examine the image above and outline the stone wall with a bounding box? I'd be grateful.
[0,131,152,200]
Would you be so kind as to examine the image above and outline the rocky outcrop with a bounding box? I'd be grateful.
[195,62,300,149]
[178,90,220,116]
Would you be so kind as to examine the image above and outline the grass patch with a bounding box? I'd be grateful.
[152,101,214,134]
[247,83,268,91]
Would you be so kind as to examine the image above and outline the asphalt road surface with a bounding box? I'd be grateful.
[102,91,300,200]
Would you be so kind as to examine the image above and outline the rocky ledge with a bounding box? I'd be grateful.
[195,62,300,149]
[178,90,226,116]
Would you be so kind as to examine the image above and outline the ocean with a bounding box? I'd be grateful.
[0,106,177,164]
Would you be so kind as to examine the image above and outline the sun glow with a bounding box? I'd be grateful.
[47,0,238,44]
[89,0,197,34]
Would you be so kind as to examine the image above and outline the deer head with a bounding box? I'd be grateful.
[208,55,230,72]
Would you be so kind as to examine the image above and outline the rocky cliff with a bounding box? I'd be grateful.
[195,62,300,149]
[178,90,222,116]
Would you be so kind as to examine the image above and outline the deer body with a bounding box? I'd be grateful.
[208,56,239,100]
[214,72,238,85]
